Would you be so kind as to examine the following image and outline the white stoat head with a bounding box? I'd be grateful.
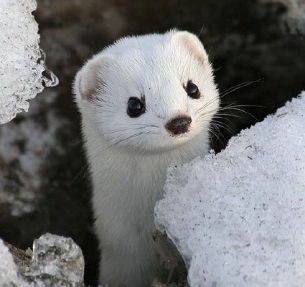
[74,30,219,154]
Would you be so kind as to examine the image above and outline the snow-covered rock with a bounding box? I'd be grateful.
[155,92,305,287]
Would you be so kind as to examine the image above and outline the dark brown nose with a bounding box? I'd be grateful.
[165,116,192,136]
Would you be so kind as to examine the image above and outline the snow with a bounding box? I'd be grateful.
[0,239,31,286]
[155,92,305,287]
[0,0,45,124]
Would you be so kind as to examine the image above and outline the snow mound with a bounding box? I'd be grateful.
[0,0,45,124]
[155,92,305,287]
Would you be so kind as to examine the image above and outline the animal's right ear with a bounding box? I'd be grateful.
[74,56,113,101]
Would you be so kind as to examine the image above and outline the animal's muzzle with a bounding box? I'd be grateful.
[165,116,192,136]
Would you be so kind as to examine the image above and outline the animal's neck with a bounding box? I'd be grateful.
[82,115,209,221]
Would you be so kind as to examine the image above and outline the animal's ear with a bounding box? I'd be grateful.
[74,55,113,101]
[170,30,208,64]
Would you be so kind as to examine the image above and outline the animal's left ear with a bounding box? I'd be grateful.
[170,30,208,64]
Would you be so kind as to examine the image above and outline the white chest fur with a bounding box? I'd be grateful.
[74,30,219,287]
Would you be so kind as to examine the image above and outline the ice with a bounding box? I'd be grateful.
[0,0,58,124]
[0,234,85,287]
[20,234,85,287]
[155,92,305,287]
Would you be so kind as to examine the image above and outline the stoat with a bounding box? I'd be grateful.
[74,30,219,287]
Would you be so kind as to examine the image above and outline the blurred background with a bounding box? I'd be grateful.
[0,0,304,285]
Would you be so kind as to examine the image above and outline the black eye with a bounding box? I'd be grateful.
[185,81,200,99]
[127,97,146,118]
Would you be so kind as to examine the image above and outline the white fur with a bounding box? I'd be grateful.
[74,30,219,287]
